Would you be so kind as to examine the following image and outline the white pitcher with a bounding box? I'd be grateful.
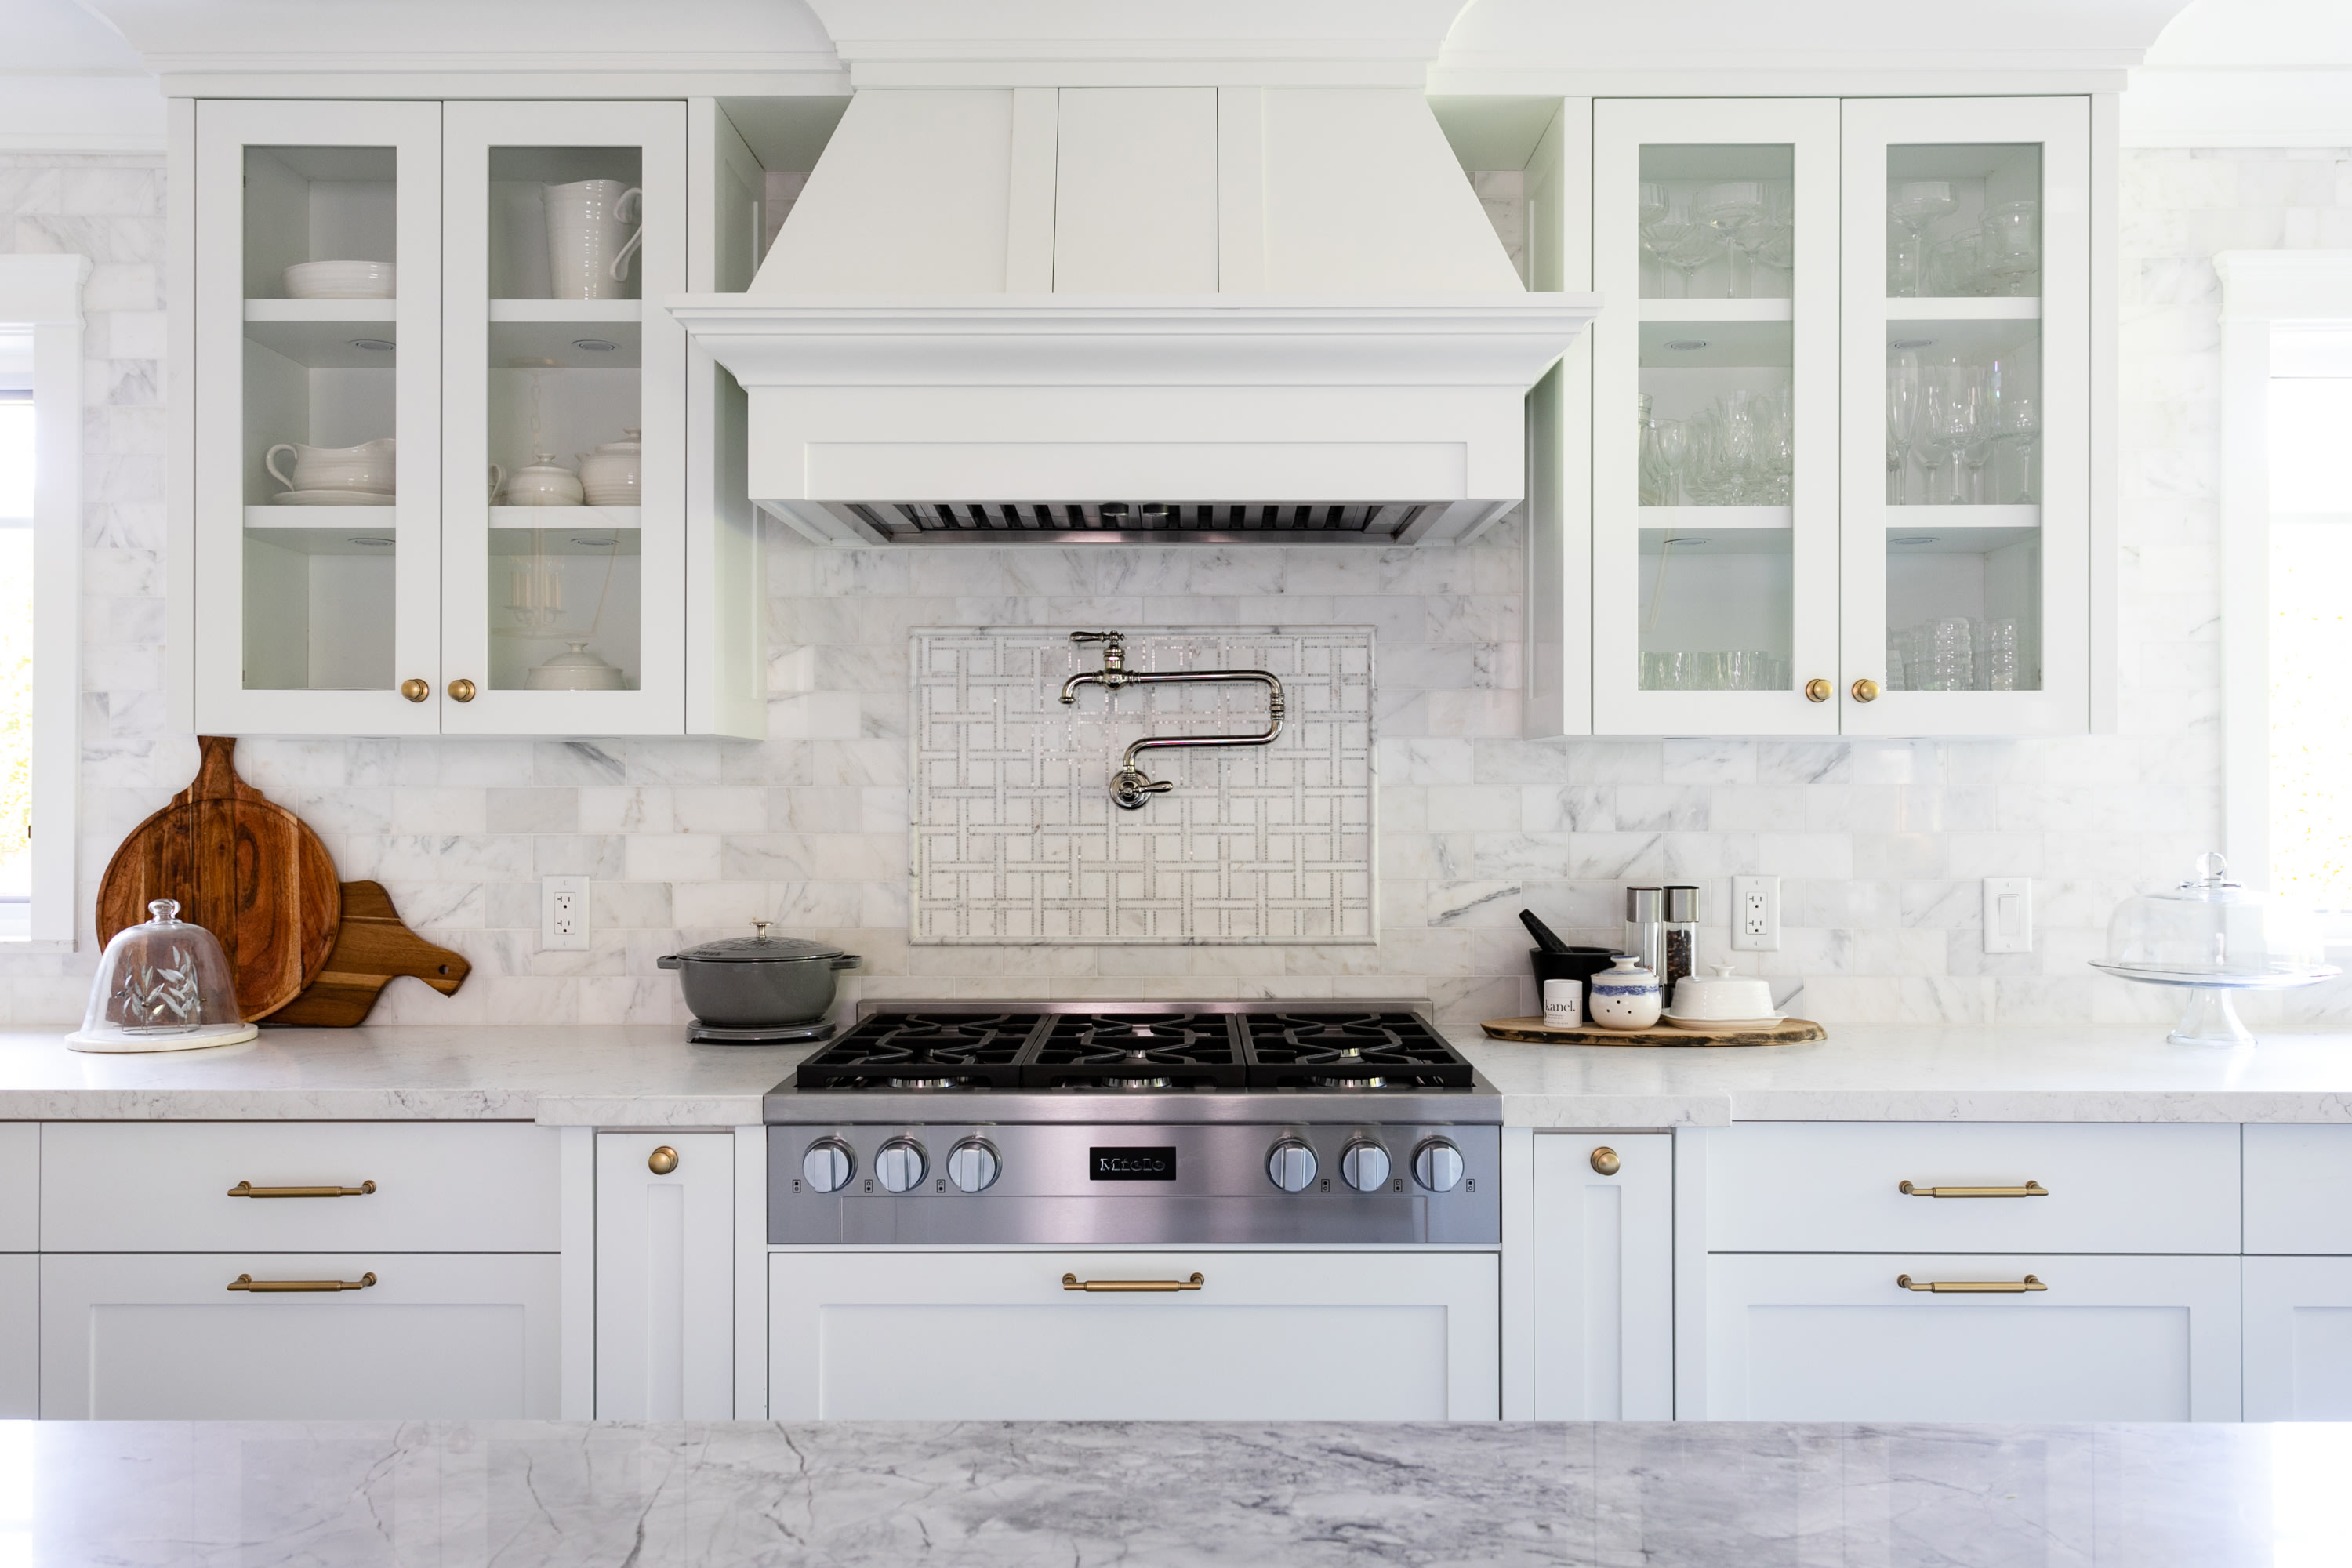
[544,179,642,300]
[263,438,396,495]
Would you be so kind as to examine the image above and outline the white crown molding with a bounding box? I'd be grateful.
[2216,251,2352,322]
[154,66,851,100]
[1426,65,2132,96]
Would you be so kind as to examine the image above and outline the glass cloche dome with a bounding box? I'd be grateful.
[65,899,260,1054]
[2091,854,2338,1047]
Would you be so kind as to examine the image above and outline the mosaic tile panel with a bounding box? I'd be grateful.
[911,628,1377,945]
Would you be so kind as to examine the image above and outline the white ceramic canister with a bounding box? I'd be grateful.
[1541,978,1583,1029]
[544,180,643,300]
[263,438,397,495]
[501,454,585,506]
[1588,955,1664,1031]
[577,429,641,507]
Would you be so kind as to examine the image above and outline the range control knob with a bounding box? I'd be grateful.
[1413,1138,1465,1193]
[1267,1138,1318,1194]
[946,1138,1000,1193]
[874,1138,927,1193]
[801,1138,855,1194]
[1339,1140,1392,1192]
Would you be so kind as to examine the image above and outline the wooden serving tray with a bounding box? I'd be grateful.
[1481,1016,1826,1047]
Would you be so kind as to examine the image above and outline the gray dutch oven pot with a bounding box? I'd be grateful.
[657,920,860,1028]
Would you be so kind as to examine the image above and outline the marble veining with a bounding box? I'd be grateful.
[5,1417,2323,1566]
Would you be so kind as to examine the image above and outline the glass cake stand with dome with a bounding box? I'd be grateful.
[66,898,260,1053]
[2089,854,2339,1047]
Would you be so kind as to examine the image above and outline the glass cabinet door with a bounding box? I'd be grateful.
[193,100,443,734]
[441,101,686,735]
[1840,97,2089,735]
[1592,100,1842,735]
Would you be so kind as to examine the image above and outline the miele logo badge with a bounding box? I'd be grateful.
[1090,1146,1177,1181]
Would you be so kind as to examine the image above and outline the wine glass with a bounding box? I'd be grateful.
[1915,361,1979,505]
[1693,180,1766,297]
[1981,201,2039,296]
[1962,358,2009,503]
[1998,390,2041,503]
[1639,416,1686,507]
[1751,183,1795,295]
[1639,201,1717,299]
[1886,350,1920,504]
[1889,180,1958,299]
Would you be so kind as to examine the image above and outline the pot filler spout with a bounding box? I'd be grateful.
[1059,631,1285,811]
[666,39,1602,548]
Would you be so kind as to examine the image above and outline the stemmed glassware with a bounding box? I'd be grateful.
[1886,350,1920,503]
[1997,390,2040,503]
[1914,361,1980,505]
[1889,180,1958,298]
[1639,200,1719,298]
[1980,201,2039,296]
[1961,358,2010,503]
[1693,180,1766,298]
[1638,402,1686,507]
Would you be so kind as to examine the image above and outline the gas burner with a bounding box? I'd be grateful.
[1238,1011,1475,1090]
[796,1012,1047,1091]
[1025,1013,1249,1090]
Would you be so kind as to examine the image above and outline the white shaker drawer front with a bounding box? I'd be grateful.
[1705,1123,2240,1254]
[40,1252,560,1419]
[42,1122,560,1253]
[0,1123,34,1250]
[2245,1126,2352,1254]
[1704,1252,2241,1422]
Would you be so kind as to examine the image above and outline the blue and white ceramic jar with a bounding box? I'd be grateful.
[1588,955,1664,1030]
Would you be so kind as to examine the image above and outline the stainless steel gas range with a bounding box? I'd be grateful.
[764,1001,1501,1247]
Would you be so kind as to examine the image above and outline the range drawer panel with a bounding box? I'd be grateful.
[42,1122,559,1253]
[2245,1126,2352,1254]
[1705,1123,2239,1254]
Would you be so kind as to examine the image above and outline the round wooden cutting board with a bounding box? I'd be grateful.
[96,737,341,1022]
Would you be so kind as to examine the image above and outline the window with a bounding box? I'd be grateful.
[2267,332,2352,927]
[0,255,87,947]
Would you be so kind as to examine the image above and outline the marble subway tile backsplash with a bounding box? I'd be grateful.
[5,146,2352,1032]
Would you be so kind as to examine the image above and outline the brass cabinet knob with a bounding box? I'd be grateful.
[1851,678,1881,703]
[648,1145,680,1175]
[1590,1145,1621,1177]
[400,677,430,703]
[1803,678,1831,703]
[448,678,477,702]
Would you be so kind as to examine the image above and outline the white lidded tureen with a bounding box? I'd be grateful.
[67,899,260,1053]
[2089,853,2338,1047]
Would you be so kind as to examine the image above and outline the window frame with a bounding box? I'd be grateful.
[2216,249,2352,943]
[0,254,89,949]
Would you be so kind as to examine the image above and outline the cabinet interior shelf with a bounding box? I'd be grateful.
[1883,296,2040,321]
[488,318,641,368]
[1639,319,1792,368]
[488,506,642,550]
[1639,505,1791,531]
[240,522,401,557]
[245,299,397,322]
[1883,503,2041,531]
[488,300,642,324]
[1639,299,1794,323]
[1883,318,2041,358]
[246,504,398,528]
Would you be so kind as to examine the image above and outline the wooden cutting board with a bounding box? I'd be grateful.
[96,736,340,1022]
[1481,1017,1826,1047]
[268,881,470,1027]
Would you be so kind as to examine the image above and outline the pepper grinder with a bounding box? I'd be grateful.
[1661,884,1700,996]
[1624,887,1666,982]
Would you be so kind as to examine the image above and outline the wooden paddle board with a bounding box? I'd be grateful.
[1481,1016,1825,1047]
[96,737,340,1021]
[268,881,471,1028]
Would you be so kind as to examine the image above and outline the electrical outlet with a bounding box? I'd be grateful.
[1983,877,2033,953]
[1731,875,1780,951]
[543,875,590,950]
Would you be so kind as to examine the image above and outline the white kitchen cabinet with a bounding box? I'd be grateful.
[40,1253,560,1419]
[0,1255,33,1418]
[1584,95,2096,736]
[183,96,758,737]
[0,1123,34,1252]
[2245,1125,2352,1254]
[2245,1258,2352,1420]
[1530,1133,1672,1418]
[594,1132,733,1420]
[1700,1253,2240,1421]
[770,1250,1499,1420]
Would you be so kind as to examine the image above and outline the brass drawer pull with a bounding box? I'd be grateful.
[1897,1273,2045,1294]
[1062,1272,1204,1294]
[1899,1180,2047,1199]
[229,1272,378,1293]
[227,1181,377,1199]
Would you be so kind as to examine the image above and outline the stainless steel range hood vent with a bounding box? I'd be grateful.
[830,499,1453,545]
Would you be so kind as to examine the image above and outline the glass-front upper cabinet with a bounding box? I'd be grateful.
[1592,100,1842,735]
[1840,98,2089,735]
[193,101,444,734]
[441,102,686,735]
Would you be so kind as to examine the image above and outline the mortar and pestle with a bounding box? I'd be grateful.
[1519,909,1620,1018]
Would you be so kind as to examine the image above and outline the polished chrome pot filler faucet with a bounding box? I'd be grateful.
[1058,630,1286,810]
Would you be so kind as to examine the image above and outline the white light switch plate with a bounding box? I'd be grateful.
[543,875,590,950]
[1983,877,2033,953]
[1731,875,1780,951]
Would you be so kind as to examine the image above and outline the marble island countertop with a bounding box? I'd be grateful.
[2,1022,2351,1125]
[9,1417,2325,1566]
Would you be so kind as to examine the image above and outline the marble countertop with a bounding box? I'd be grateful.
[9,1417,2324,1566]
[3,1022,2352,1126]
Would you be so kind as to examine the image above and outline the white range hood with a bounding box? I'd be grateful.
[670,1,1599,546]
